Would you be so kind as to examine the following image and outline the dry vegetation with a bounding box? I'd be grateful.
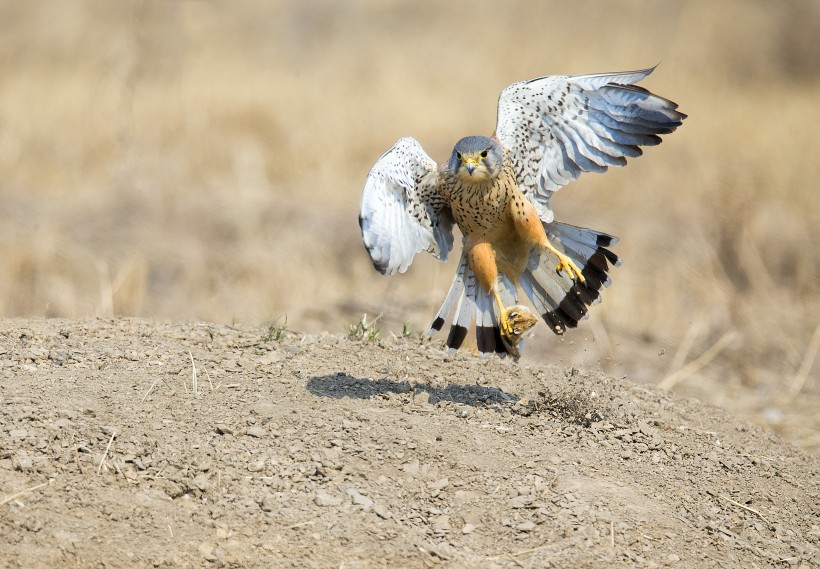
[0,1,817,453]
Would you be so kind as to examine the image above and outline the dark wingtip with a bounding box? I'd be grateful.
[371,256,390,275]
[430,317,445,332]
[542,312,566,336]
[476,325,496,354]
[446,325,468,351]
[595,234,614,247]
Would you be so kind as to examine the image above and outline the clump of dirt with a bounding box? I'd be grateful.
[0,319,817,568]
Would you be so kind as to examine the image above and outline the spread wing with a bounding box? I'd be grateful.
[494,67,686,222]
[359,137,454,275]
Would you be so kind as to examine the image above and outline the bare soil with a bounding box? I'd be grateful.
[0,319,817,568]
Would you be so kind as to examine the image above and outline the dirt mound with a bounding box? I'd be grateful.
[1,319,817,568]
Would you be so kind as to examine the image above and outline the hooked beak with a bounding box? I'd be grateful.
[465,161,477,175]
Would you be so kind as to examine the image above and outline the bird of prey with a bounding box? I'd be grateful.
[359,67,685,359]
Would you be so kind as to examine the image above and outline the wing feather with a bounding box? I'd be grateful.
[495,66,685,219]
[359,137,453,275]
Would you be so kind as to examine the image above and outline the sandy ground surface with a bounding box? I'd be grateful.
[0,318,817,568]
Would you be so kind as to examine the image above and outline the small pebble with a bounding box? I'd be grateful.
[246,426,266,438]
[347,488,374,509]
[516,521,536,532]
[315,490,343,507]
[373,504,391,519]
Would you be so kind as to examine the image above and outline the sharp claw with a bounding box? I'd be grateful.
[556,254,585,284]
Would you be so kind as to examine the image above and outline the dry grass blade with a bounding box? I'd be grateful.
[284,520,317,530]
[141,377,162,402]
[97,431,116,475]
[189,350,198,396]
[0,480,52,507]
[720,495,772,526]
[658,331,740,390]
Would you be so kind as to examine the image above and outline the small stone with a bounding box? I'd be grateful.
[462,523,476,534]
[198,542,216,561]
[215,424,234,435]
[432,514,451,532]
[246,426,266,438]
[315,490,343,507]
[403,459,420,475]
[639,421,658,436]
[258,497,275,512]
[347,488,374,510]
[13,457,34,471]
[667,553,680,563]
[247,460,265,472]
[516,521,536,532]
[510,495,532,508]
[414,391,430,405]
[453,488,476,502]
[193,475,209,492]
[373,504,391,519]
[9,429,27,439]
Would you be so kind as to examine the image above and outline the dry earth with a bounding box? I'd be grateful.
[0,319,817,568]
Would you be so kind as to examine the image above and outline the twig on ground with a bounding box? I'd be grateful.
[285,520,317,530]
[189,350,198,395]
[203,364,216,391]
[0,480,52,507]
[141,378,162,402]
[74,448,85,475]
[720,495,772,526]
[507,543,556,559]
[97,431,116,475]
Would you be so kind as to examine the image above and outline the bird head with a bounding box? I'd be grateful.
[447,136,503,183]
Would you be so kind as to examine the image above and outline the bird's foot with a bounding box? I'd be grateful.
[499,304,539,359]
[554,251,585,284]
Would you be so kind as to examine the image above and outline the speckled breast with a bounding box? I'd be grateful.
[445,169,517,238]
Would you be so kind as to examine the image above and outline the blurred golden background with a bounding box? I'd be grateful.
[0,1,817,452]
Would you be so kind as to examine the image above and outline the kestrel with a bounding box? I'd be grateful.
[359,67,685,359]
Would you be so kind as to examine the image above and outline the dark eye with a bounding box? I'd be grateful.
[480,150,489,158]
[457,152,463,161]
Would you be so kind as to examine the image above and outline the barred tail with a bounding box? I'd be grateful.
[426,253,517,357]
[521,221,620,335]
[426,222,618,355]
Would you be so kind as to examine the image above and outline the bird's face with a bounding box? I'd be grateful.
[448,136,503,184]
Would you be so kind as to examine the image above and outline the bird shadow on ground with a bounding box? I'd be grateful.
[306,373,520,408]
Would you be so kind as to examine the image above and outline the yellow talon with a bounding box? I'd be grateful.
[546,244,585,284]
